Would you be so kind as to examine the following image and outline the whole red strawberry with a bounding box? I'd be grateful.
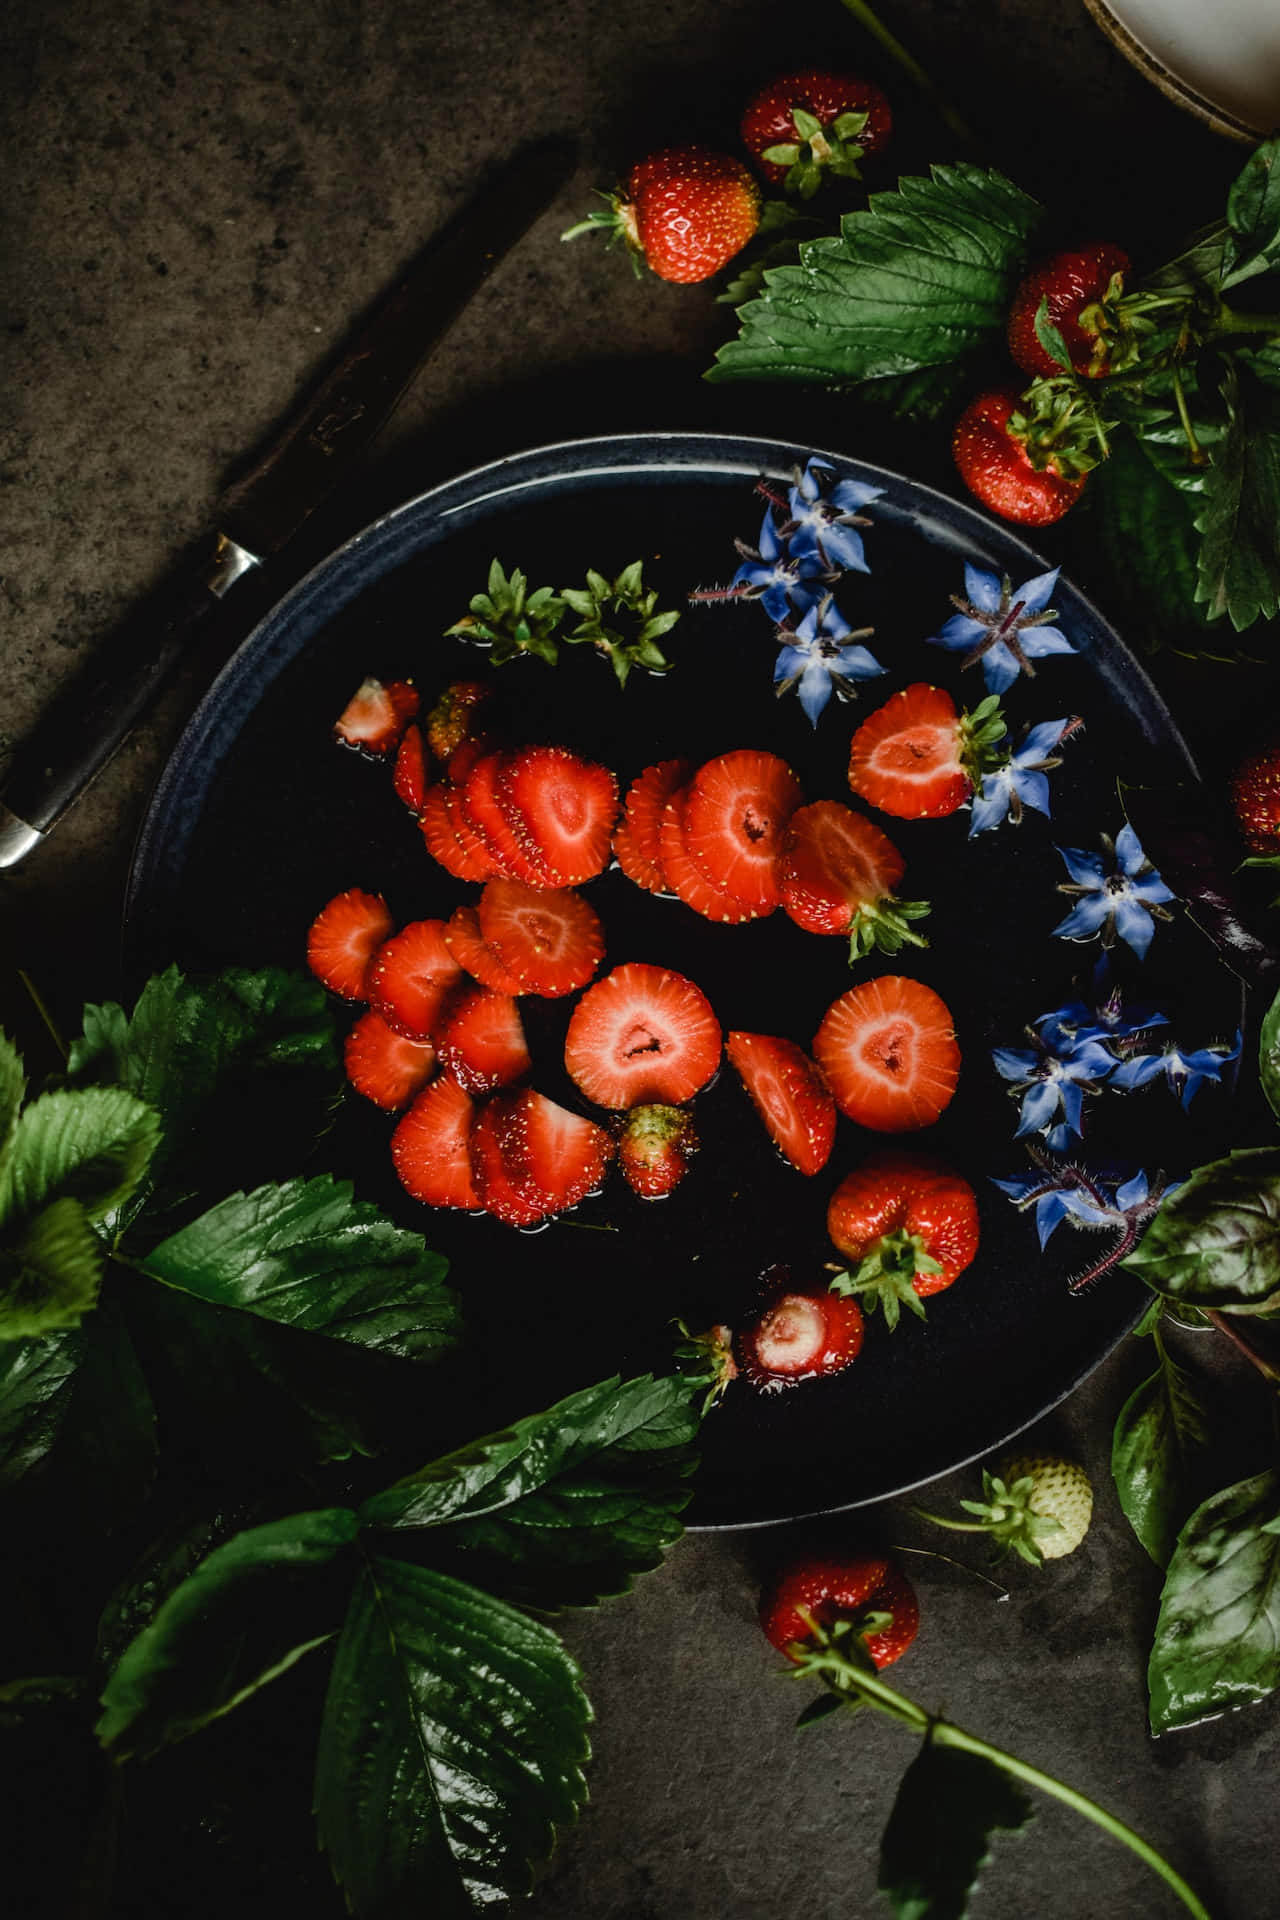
[760,1554,919,1668]
[952,389,1087,528]
[1230,738,1280,857]
[563,146,761,284]
[740,68,892,198]
[826,1152,979,1328]
[1008,244,1131,380]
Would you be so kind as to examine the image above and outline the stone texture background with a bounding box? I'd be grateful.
[3,1,1277,1915]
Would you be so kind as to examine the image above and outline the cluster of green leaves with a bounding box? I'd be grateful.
[445,558,680,685]
[709,137,1280,648]
[1115,982,1280,1733]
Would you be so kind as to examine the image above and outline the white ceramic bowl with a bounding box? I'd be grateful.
[1084,0,1280,141]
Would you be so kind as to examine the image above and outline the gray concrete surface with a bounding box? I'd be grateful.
[4,2,1277,1916]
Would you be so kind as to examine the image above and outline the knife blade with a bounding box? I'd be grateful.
[0,135,576,870]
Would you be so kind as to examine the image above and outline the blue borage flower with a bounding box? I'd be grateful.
[1052,824,1176,960]
[928,563,1077,695]
[773,594,887,725]
[992,1027,1117,1140]
[1035,968,1168,1052]
[991,1159,1179,1292]
[968,716,1081,837]
[1110,1032,1243,1108]
[779,457,884,574]
[720,505,838,621]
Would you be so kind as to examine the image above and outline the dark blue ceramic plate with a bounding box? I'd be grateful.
[125,432,1238,1528]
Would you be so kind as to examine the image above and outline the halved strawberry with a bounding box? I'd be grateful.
[425,680,493,763]
[392,723,430,815]
[391,1074,481,1211]
[419,781,498,882]
[564,962,721,1109]
[781,800,930,960]
[368,919,463,1038]
[682,749,803,914]
[306,889,394,1001]
[613,759,690,894]
[659,789,761,924]
[344,1008,437,1110]
[461,752,546,883]
[436,985,530,1094]
[736,1280,864,1391]
[725,1031,836,1176]
[334,677,420,758]
[443,905,527,995]
[498,746,619,887]
[469,1094,552,1227]
[813,976,961,1132]
[847,684,1007,821]
[499,1087,615,1216]
[477,878,605,997]
[618,1103,698,1198]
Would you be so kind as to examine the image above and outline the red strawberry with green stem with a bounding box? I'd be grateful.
[562,145,762,285]
[952,389,1090,528]
[740,68,892,198]
[847,685,1008,821]
[617,1104,699,1198]
[814,976,961,1134]
[760,1554,919,1669]
[725,1031,836,1176]
[826,1153,980,1328]
[780,800,930,960]
[1008,244,1132,380]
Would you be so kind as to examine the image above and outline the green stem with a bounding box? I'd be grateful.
[1210,304,1280,341]
[1169,366,1208,469]
[909,1507,992,1534]
[836,0,985,159]
[1206,1310,1280,1386]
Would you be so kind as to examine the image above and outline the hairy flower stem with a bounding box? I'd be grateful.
[836,0,985,159]
[800,1647,1212,1919]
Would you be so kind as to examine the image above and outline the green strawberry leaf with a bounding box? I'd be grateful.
[134,1175,459,1363]
[1085,428,1216,648]
[1033,297,1073,373]
[0,1325,84,1485]
[1111,1334,1213,1567]
[0,1032,25,1177]
[877,1738,1035,1919]
[0,1674,86,1732]
[0,1086,160,1231]
[96,1507,360,1758]
[96,1507,262,1679]
[1148,1468,1280,1732]
[708,162,1043,420]
[314,1556,590,1917]
[1121,1147,1280,1311]
[66,967,341,1236]
[1221,136,1280,290]
[1260,985,1280,1125]
[0,1197,105,1340]
[359,1372,700,1609]
[1194,357,1280,630]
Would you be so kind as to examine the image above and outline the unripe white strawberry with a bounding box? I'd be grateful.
[916,1452,1093,1565]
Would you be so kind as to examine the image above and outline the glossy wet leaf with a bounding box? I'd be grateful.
[97,1507,359,1758]
[1195,359,1280,631]
[1148,1468,1280,1732]
[0,1326,83,1484]
[1221,136,1280,289]
[0,1197,105,1339]
[878,1739,1034,1918]
[1259,985,1280,1124]
[34,1296,157,1535]
[360,1372,700,1608]
[0,1086,160,1229]
[1122,1148,1280,1310]
[1111,1339,1212,1566]
[0,1031,25,1172]
[1087,430,1214,645]
[314,1556,590,1918]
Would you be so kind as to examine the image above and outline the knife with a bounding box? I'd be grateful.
[0,136,576,871]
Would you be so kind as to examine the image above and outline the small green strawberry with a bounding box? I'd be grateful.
[916,1453,1093,1564]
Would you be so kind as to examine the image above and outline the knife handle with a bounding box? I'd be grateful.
[0,534,258,868]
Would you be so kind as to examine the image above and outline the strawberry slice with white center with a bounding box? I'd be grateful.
[847,683,1002,820]
[443,906,527,995]
[497,1087,615,1216]
[564,962,721,1109]
[813,976,961,1132]
[392,723,430,815]
[368,919,463,1039]
[781,800,930,960]
[498,746,619,887]
[736,1283,865,1391]
[391,1075,481,1211]
[307,889,394,1001]
[418,781,498,882]
[469,1094,553,1227]
[461,752,546,883]
[436,985,531,1094]
[344,1009,437,1111]
[477,878,605,997]
[659,789,761,924]
[682,749,803,914]
[613,758,690,894]
[725,1031,836,1176]
[333,677,420,757]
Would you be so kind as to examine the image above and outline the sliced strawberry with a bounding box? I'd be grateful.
[477,878,605,997]
[498,746,619,887]
[344,1008,437,1111]
[659,789,762,924]
[443,905,528,995]
[446,734,498,785]
[846,684,969,820]
[368,919,463,1038]
[392,724,430,815]
[736,1285,865,1391]
[564,962,721,1109]
[391,1074,481,1211]
[618,1103,698,1198]
[498,1087,615,1215]
[813,976,961,1132]
[306,889,394,1001]
[613,759,690,894]
[418,781,498,882]
[725,1031,836,1176]
[469,1094,552,1227]
[461,752,546,883]
[436,986,530,1095]
[781,800,929,959]
[334,677,419,758]
[682,749,803,914]
[425,680,493,763]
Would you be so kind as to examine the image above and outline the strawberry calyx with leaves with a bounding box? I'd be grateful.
[445,560,566,666]
[915,1466,1073,1565]
[828,1228,944,1329]
[560,190,646,277]
[956,693,1012,787]
[560,562,681,686]
[1008,375,1116,480]
[845,892,932,965]
[673,1318,739,1411]
[763,105,871,200]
